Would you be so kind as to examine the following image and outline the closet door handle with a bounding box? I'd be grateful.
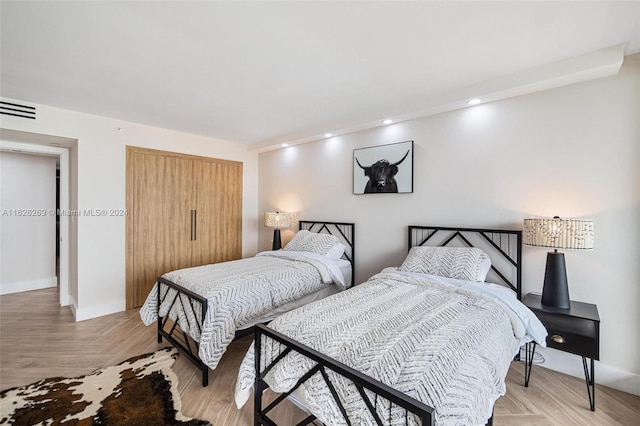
[193,210,197,241]
[190,210,195,241]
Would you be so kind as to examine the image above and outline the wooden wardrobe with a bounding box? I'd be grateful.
[126,146,242,308]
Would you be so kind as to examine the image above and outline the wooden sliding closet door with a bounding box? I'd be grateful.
[128,152,194,308]
[192,160,243,266]
[162,156,195,272]
[130,152,166,309]
[126,146,243,309]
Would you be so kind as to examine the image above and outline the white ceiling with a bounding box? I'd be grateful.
[1,1,639,150]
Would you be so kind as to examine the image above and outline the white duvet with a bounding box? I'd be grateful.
[139,251,346,370]
[235,269,546,426]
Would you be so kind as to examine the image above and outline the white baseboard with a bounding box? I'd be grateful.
[73,299,125,322]
[68,294,78,319]
[535,346,640,396]
[0,277,57,295]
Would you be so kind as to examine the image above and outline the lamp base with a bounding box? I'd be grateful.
[272,229,282,251]
[541,251,571,309]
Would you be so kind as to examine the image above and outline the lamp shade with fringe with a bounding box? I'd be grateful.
[523,217,594,309]
[264,212,290,250]
[264,212,290,229]
[523,217,594,250]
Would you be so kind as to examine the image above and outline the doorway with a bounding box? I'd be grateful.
[0,131,74,307]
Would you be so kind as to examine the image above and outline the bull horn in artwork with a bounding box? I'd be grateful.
[356,149,410,169]
[355,157,369,170]
[390,150,410,167]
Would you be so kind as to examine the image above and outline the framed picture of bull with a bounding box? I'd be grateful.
[353,140,413,194]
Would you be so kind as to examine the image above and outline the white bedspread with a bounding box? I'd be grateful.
[139,252,345,370]
[235,269,547,426]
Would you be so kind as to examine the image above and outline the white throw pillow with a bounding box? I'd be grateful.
[283,230,342,257]
[398,246,491,282]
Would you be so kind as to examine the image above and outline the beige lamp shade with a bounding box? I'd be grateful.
[523,217,594,250]
[264,212,290,229]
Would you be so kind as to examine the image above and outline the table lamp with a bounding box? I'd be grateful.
[523,216,594,309]
[264,211,290,250]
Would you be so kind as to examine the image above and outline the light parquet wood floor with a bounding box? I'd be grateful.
[1,288,638,425]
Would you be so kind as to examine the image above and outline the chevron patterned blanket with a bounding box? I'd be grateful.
[236,270,541,426]
[140,254,341,370]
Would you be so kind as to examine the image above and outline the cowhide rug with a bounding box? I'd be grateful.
[0,347,210,425]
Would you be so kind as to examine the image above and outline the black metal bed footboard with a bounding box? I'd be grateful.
[156,276,210,386]
[254,324,435,426]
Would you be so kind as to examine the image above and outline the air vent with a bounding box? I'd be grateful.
[0,100,36,120]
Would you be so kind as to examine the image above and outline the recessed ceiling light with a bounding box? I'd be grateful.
[382,119,393,125]
[324,133,332,138]
[281,143,289,147]
[467,98,481,105]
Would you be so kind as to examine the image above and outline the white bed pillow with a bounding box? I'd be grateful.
[283,230,342,257]
[398,246,491,282]
[478,256,492,282]
[325,242,346,260]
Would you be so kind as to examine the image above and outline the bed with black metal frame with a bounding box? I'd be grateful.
[250,225,525,426]
[151,220,355,387]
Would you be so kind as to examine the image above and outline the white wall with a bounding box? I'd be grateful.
[258,55,640,394]
[0,105,259,321]
[0,151,57,294]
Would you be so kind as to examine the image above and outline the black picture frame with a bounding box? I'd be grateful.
[353,140,414,194]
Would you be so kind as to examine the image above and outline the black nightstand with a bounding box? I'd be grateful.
[522,293,600,411]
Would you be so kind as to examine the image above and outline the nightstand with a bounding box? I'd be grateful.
[522,293,600,411]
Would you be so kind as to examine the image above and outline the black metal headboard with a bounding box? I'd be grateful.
[408,226,522,300]
[299,220,355,286]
